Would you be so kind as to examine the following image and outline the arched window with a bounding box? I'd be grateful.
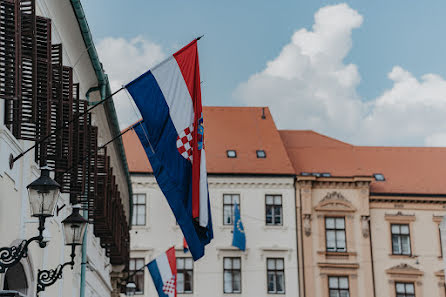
[3,263,28,295]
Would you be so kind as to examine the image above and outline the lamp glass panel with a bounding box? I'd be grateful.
[28,188,59,217]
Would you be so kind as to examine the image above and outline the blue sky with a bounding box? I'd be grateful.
[83,0,446,146]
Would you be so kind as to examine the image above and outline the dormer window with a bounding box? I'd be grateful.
[373,173,385,181]
[227,150,237,158]
[256,150,266,158]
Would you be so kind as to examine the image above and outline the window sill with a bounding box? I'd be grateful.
[389,253,414,258]
[219,225,235,230]
[263,225,287,231]
[318,251,357,257]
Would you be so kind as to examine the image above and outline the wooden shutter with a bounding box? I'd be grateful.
[0,0,20,101]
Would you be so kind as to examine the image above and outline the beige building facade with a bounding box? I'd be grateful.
[281,130,446,297]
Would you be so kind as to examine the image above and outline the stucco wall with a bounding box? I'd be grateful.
[130,174,299,297]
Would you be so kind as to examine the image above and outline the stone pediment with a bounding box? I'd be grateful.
[386,263,423,276]
[314,192,356,212]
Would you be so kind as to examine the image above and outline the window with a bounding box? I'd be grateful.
[373,173,385,181]
[256,150,266,158]
[177,258,193,293]
[227,150,237,158]
[328,276,350,297]
[223,257,241,293]
[395,282,415,297]
[266,195,282,225]
[129,258,145,294]
[325,217,346,252]
[132,194,146,226]
[391,224,411,255]
[267,258,285,294]
[223,194,240,225]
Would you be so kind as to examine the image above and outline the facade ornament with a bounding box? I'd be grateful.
[361,216,370,238]
[321,191,348,202]
[304,214,312,236]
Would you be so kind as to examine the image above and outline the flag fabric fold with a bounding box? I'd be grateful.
[183,237,189,253]
[127,40,213,260]
[232,203,246,251]
[147,247,177,297]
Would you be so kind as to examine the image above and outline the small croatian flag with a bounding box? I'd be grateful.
[147,247,177,297]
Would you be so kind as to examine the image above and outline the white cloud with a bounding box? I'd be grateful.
[97,36,166,129]
[235,3,446,146]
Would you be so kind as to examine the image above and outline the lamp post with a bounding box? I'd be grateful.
[125,282,136,296]
[36,205,88,294]
[0,168,61,273]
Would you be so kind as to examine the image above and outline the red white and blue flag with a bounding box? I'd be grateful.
[147,247,177,297]
[126,39,213,260]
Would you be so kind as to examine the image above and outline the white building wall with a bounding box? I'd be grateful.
[131,174,299,297]
[0,1,122,296]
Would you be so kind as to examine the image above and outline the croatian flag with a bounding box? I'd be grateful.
[126,39,213,260]
[147,247,177,297]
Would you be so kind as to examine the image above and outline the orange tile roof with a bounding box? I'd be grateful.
[122,106,295,175]
[280,130,446,195]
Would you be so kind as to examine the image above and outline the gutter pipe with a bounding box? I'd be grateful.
[70,0,133,213]
[69,1,134,296]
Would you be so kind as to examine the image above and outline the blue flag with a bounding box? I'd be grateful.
[232,203,246,251]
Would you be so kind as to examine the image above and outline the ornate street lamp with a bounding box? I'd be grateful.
[125,282,137,296]
[0,168,61,273]
[36,205,88,294]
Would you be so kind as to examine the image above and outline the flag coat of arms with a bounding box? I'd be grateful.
[232,203,246,251]
[126,39,213,260]
[147,247,177,297]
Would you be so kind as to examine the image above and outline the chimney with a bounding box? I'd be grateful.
[261,107,266,119]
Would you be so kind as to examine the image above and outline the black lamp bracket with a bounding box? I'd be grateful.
[0,216,47,273]
[36,244,76,295]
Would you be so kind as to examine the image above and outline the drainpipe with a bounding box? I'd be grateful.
[293,177,301,296]
[298,187,306,297]
[80,209,88,297]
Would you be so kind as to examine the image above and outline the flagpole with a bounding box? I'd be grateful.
[10,36,203,169]
[55,121,142,181]
[9,87,125,169]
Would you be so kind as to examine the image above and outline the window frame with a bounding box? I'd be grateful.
[129,258,145,295]
[328,276,350,297]
[223,194,240,225]
[391,223,411,256]
[223,257,242,294]
[395,282,415,297]
[176,257,193,294]
[266,258,285,294]
[325,217,347,252]
[132,193,147,226]
[265,194,283,226]
[226,150,237,158]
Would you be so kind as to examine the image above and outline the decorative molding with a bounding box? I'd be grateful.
[361,216,370,238]
[433,215,444,224]
[317,262,359,270]
[216,246,249,259]
[259,246,292,261]
[208,181,294,189]
[384,212,416,223]
[314,192,356,213]
[386,263,423,277]
[312,180,371,189]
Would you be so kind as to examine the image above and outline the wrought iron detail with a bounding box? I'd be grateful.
[0,216,46,273]
[36,244,75,295]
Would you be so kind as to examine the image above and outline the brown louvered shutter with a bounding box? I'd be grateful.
[79,124,98,211]
[34,16,52,165]
[70,97,89,202]
[90,147,108,224]
[5,0,35,138]
[0,0,20,101]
